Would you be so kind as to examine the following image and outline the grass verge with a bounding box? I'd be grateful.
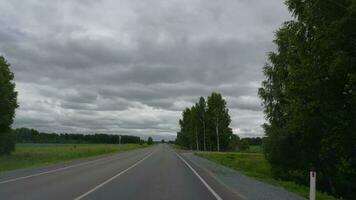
[242,145,263,153]
[0,143,147,172]
[196,152,339,200]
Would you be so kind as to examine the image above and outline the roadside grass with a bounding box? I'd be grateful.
[170,144,263,153]
[196,152,339,200]
[0,143,147,172]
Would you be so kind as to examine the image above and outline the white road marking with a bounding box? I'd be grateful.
[175,152,223,200]
[0,149,145,184]
[74,152,153,200]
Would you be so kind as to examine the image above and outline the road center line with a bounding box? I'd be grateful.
[175,152,223,200]
[73,152,153,200]
[0,149,146,184]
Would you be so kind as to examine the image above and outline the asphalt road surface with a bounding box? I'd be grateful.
[0,144,240,200]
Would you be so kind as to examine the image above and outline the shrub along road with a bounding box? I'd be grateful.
[0,144,240,200]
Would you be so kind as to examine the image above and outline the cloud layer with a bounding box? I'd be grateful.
[0,0,290,140]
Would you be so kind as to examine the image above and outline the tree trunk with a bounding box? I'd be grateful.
[328,177,336,195]
[216,117,220,152]
[195,126,199,151]
[203,120,206,151]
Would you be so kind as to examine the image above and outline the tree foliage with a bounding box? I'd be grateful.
[258,0,356,198]
[206,93,232,151]
[147,137,153,145]
[241,137,264,146]
[176,93,237,151]
[0,56,18,155]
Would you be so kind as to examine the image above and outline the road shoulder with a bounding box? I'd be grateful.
[181,152,306,200]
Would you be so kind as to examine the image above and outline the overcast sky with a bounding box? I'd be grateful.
[0,0,290,140]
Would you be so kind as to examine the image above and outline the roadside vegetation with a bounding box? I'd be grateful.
[0,56,18,155]
[176,93,244,152]
[147,136,154,145]
[175,2,356,197]
[257,0,355,199]
[0,143,147,172]
[196,151,339,200]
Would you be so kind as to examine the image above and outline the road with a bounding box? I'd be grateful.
[0,144,240,200]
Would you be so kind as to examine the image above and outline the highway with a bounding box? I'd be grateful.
[0,144,240,200]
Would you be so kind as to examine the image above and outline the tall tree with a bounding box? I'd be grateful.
[177,108,194,149]
[147,137,153,145]
[176,93,234,152]
[0,56,18,155]
[196,97,207,151]
[206,93,232,152]
[259,0,356,198]
[190,106,200,150]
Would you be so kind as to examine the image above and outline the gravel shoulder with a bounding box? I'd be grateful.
[182,152,306,200]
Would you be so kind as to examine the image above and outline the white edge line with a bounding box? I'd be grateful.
[0,148,150,184]
[74,152,153,200]
[0,155,116,184]
[175,152,223,200]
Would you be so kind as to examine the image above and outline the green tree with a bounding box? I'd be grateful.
[0,56,18,155]
[190,105,200,150]
[196,97,207,151]
[176,108,193,149]
[259,0,356,198]
[176,93,233,152]
[206,92,232,152]
[147,137,153,145]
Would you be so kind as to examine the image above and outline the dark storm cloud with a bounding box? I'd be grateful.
[0,0,291,139]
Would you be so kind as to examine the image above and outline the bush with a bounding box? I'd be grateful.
[238,140,249,151]
[147,137,153,145]
[0,131,15,155]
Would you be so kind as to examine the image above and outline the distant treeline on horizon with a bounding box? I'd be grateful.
[13,128,142,144]
[240,137,264,146]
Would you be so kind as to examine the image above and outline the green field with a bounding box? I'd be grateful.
[0,143,147,172]
[241,145,263,153]
[196,151,339,200]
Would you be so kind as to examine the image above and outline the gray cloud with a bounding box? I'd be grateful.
[0,0,290,139]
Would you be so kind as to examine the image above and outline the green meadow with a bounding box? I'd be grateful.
[0,143,147,172]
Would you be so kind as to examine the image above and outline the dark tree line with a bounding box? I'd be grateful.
[241,137,264,146]
[14,128,143,144]
[0,56,18,155]
[259,0,356,198]
[176,93,243,151]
